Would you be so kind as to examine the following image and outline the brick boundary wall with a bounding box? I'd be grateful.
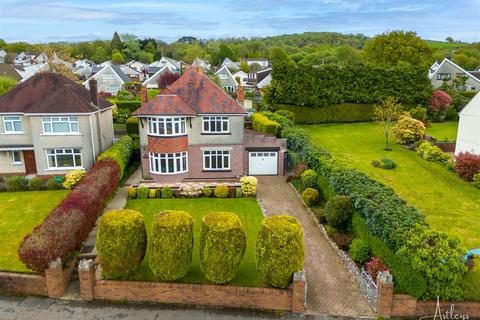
[78,259,306,313]
[0,258,76,298]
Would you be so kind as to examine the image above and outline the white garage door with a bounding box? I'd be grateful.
[248,151,278,175]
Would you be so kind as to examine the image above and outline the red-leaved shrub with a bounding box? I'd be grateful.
[18,159,121,272]
[454,152,480,181]
[428,90,452,116]
[366,257,389,281]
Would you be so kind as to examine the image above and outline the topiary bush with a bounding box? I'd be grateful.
[392,114,425,145]
[5,176,27,191]
[214,185,229,198]
[96,209,147,278]
[323,195,353,230]
[62,170,87,189]
[149,210,193,280]
[202,185,212,197]
[349,239,371,264]
[28,177,44,191]
[454,152,480,181]
[301,188,320,206]
[256,215,304,288]
[240,176,257,197]
[300,169,317,189]
[161,186,173,198]
[200,212,246,284]
[137,186,149,199]
[127,187,137,199]
[148,189,157,198]
[125,117,139,135]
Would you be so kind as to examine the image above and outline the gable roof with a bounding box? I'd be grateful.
[142,66,170,86]
[132,93,196,117]
[429,58,480,85]
[0,72,112,114]
[84,65,130,86]
[110,65,131,82]
[460,91,480,117]
[0,63,22,81]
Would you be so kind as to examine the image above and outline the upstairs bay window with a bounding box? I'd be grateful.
[3,116,23,133]
[148,117,186,136]
[42,116,79,134]
[202,116,229,133]
[150,152,188,174]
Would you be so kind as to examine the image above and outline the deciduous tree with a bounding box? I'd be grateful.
[373,96,404,150]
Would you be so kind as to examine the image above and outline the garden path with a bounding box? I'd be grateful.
[256,176,374,317]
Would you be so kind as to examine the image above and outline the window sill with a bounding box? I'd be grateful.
[150,170,188,175]
[200,132,231,135]
[45,167,85,171]
[11,163,23,166]
[147,134,187,138]
[202,169,232,172]
[40,133,82,136]
[1,132,26,135]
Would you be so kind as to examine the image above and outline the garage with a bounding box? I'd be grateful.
[248,151,278,175]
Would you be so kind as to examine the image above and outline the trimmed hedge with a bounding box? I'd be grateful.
[5,176,28,191]
[125,117,139,135]
[98,135,133,176]
[149,210,193,280]
[256,215,304,288]
[200,212,246,284]
[274,104,377,124]
[96,209,147,278]
[111,100,141,112]
[251,113,280,135]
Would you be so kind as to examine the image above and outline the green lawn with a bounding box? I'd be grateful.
[125,198,265,287]
[305,122,480,249]
[426,121,458,142]
[0,190,69,273]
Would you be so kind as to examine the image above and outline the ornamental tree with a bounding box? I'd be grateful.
[454,152,480,181]
[157,71,180,89]
[374,96,404,150]
[428,90,452,121]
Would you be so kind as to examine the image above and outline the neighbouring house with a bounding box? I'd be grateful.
[15,63,50,83]
[120,65,144,82]
[214,66,237,92]
[455,91,480,156]
[429,58,480,91]
[13,52,48,66]
[74,60,96,80]
[248,67,271,87]
[125,60,146,73]
[241,58,269,68]
[232,70,249,86]
[191,57,211,72]
[98,60,113,68]
[0,73,114,177]
[0,49,6,63]
[83,65,130,95]
[149,57,179,72]
[0,63,22,81]
[256,74,272,89]
[221,58,240,71]
[131,67,286,183]
[142,66,173,89]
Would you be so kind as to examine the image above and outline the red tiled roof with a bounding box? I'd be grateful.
[132,94,196,116]
[0,72,112,113]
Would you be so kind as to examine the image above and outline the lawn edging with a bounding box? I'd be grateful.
[78,259,306,313]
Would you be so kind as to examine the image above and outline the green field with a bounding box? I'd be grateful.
[0,190,69,273]
[125,198,265,287]
[305,122,479,249]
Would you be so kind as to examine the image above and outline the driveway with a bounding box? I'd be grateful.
[256,177,374,317]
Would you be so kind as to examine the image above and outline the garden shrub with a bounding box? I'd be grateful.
[128,187,137,199]
[113,100,141,112]
[274,109,295,122]
[137,186,149,199]
[235,187,242,198]
[113,108,130,124]
[161,186,173,198]
[45,177,61,190]
[5,176,27,191]
[409,105,427,121]
[349,239,371,264]
[125,117,139,135]
[228,186,236,198]
[251,113,280,135]
[428,90,452,121]
[240,176,257,197]
[323,195,353,230]
[416,141,449,162]
[473,173,480,189]
[28,177,44,191]
[62,170,86,189]
[149,210,193,280]
[214,185,229,198]
[19,158,123,271]
[116,90,135,101]
[454,152,480,181]
[366,257,389,281]
[301,188,320,206]
[200,212,246,284]
[392,113,425,145]
[97,135,133,176]
[202,185,212,197]
[148,189,157,198]
[97,209,146,278]
[300,169,317,189]
[380,158,396,169]
[256,215,304,288]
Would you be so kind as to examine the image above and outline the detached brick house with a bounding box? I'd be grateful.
[132,67,286,183]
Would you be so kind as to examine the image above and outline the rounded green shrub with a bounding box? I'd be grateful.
[5,176,27,191]
[380,158,397,169]
[256,215,304,288]
[137,186,149,199]
[127,187,137,199]
[300,169,317,189]
[349,239,371,264]
[161,186,173,198]
[149,210,194,280]
[200,212,246,284]
[125,117,139,135]
[28,177,44,191]
[96,209,147,278]
[214,185,229,198]
[202,186,212,197]
[324,195,353,230]
[301,188,320,206]
[148,189,157,198]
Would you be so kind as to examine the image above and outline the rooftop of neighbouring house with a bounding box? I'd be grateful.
[132,67,246,117]
[0,72,112,114]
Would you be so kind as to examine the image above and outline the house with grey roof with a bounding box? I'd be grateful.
[149,57,179,72]
[429,58,480,91]
[214,65,237,92]
[83,64,130,94]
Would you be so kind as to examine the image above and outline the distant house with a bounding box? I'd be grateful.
[214,66,237,92]
[429,58,480,91]
[15,63,50,83]
[221,58,240,71]
[149,57,179,72]
[241,58,269,68]
[0,64,22,81]
[13,52,48,66]
[142,66,173,89]
[98,61,113,68]
[191,57,211,71]
[0,73,114,177]
[0,49,7,63]
[83,65,130,94]
[232,70,249,86]
[248,67,271,87]
[120,65,143,82]
[74,59,96,80]
[256,74,272,89]
[455,91,480,156]
[125,60,146,73]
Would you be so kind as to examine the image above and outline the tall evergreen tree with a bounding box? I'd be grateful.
[111,32,122,53]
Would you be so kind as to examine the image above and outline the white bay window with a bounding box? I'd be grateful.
[150,152,188,174]
[148,117,186,136]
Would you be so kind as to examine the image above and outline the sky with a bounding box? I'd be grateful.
[0,0,479,44]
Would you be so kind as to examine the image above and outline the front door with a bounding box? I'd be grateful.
[23,150,37,174]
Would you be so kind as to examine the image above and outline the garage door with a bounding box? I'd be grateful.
[248,152,278,175]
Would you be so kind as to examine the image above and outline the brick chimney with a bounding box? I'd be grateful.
[236,85,244,103]
[88,79,98,106]
[140,86,148,104]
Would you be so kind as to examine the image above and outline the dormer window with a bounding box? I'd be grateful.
[147,117,186,136]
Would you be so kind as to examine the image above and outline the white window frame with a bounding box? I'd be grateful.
[3,116,23,133]
[10,151,22,165]
[46,148,83,170]
[202,116,229,133]
[147,117,186,136]
[149,152,188,175]
[203,149,231,171]
[42,116,79,134]
[436,73,451,80]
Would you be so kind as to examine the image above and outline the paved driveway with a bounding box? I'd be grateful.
[256,177,374,317]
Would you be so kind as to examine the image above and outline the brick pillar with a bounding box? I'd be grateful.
[78,259,95,301]
[292,270,306,313]
[377,271,394,318]
[45,258,66,298]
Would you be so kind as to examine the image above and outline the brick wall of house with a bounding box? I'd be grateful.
[147,135,188,153]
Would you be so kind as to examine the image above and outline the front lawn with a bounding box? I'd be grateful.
[305,122,479,249]
[425,121,458,142]
[125,198,265,287]
[0,190,69,273]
